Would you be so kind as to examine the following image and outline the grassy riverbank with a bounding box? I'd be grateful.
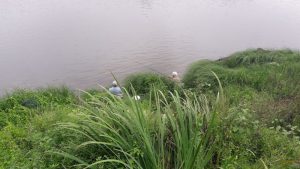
[0,49,300,168]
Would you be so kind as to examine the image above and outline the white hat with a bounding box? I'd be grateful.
[112,80,118,86]
[172,72,178,76]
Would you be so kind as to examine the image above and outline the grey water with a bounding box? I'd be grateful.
[1,0,300,94]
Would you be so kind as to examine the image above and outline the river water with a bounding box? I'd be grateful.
[1,0,300,93]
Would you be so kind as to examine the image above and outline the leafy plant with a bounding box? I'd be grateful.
[55,85,224,169]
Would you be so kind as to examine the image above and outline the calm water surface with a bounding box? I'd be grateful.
[1,0,300,93]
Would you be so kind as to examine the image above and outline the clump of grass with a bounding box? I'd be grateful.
[123,72,176,97]
[182,60,227,91]
[56,85,224,169]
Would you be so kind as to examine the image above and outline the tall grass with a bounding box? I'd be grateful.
[56,84,224,169]
[183,49,300,98]
[222,49,300,68]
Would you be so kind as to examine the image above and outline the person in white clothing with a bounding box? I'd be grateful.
[109,81,123,97]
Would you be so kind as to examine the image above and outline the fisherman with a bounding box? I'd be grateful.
[109,80,123,98]
[171,71,181,83]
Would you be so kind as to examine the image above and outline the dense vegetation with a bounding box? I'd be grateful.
[183,49,300,125]
[123,72,176,96]
[0,49,300,168]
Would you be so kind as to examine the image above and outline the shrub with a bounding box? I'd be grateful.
[123,72,176,96]
[219,107,265,166]
[182,60,226,90]
[0,123,27,168]
[0,87,77,129]
[0,86,76,111]
[0,105,81,169]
